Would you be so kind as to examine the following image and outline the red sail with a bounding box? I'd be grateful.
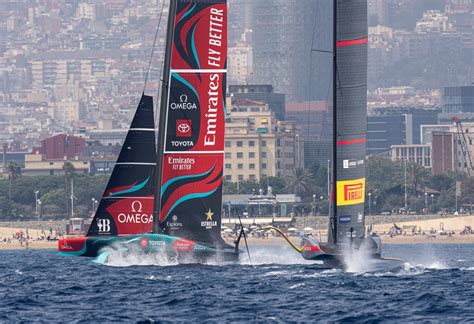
[159,0,227,245]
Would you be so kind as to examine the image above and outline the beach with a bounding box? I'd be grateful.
[0,226,58,250]
[1,219,474,251]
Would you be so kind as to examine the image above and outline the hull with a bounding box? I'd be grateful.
[58,234,240,262]
[301,235,404,272]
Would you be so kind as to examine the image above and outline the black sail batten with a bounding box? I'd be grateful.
[328,0,368,245]
[88,94,156,237]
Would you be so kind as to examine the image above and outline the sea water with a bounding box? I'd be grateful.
[1,244,473,322]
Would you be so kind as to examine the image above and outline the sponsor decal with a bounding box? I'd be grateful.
[343,159,364,169]
[140,237,149,248]
[201,208,217,229]
[303,245,321,252]
[171,94,197,110]
[117,200,153,225]
[336,178,366,206]
[139,237,165,249]
[58,237,87,252]
[168,156,195,171]
[60,242,74,250]
[97,219,111,233]
[149,240,166,247]
[207,8,225,68]
[173,239,195,252]
[167,214,183,229]
[203,73,220,147]
[176,119,192,137]
[171,140,194,147]
[358,212,363,223]
[165,72,225,152]
[105,197,154,235]
[339,215,352,224]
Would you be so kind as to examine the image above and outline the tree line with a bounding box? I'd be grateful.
[0,157,470,220]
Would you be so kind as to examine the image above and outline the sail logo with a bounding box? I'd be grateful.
[336,178,366,206]
[339,215,352,224]
[117,200,153,224]
[169,156,195,171]
[208,8,224,68]
[344,184,363,201]
[97,219,111,233]
[343,159,364,169]
[204,73,220,147]
[170,94,197,110]
[201,208,217,229]
[166,215,183,229]
[131,200,142,213]
[176,120,192,137]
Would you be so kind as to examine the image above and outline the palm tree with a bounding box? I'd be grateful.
[285,168,313,197]
[6,161,21,200]
[63,161,76,215]
[406,162,429,194]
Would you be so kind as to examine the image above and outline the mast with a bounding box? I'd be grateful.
[331,0,338,244]
[154,0,178,233]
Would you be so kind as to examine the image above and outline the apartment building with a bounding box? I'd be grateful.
[224,99,303,182]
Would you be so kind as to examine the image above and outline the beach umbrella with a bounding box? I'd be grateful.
[288,228,298,232]
[304,227,314,232]
[223,228,234,234]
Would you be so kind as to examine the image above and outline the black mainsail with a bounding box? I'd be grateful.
[289,1,406,270]
[329,0,368,245]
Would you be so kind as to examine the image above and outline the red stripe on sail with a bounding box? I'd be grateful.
[336,138,366,146]
[336,38,368,47]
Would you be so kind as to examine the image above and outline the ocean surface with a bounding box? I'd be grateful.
[1,244,474,322]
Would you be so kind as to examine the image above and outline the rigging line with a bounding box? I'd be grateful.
[306,0,320,154]
[311,49,333,54]
[154,0,167,151]
[143,0,167,94]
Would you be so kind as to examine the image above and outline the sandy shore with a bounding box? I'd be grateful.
[0,227,57,250]
[0,223,474,251]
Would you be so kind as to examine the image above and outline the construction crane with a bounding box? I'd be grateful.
[453,117,474,176]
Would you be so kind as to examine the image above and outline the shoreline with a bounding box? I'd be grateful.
[1,214,474,251]
[1,234,474,252]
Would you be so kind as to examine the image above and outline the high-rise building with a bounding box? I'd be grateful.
[224,99,303,181]
[444,85,474,113]
[368,0,389,26]
[431,131,455,175]
[228,44,253,85]
[228,0,251,46]
[229,85,285,121]
[250,0,332,102]
[285,101,332,166]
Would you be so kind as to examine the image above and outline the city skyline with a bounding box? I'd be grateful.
[0,0,472,174]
